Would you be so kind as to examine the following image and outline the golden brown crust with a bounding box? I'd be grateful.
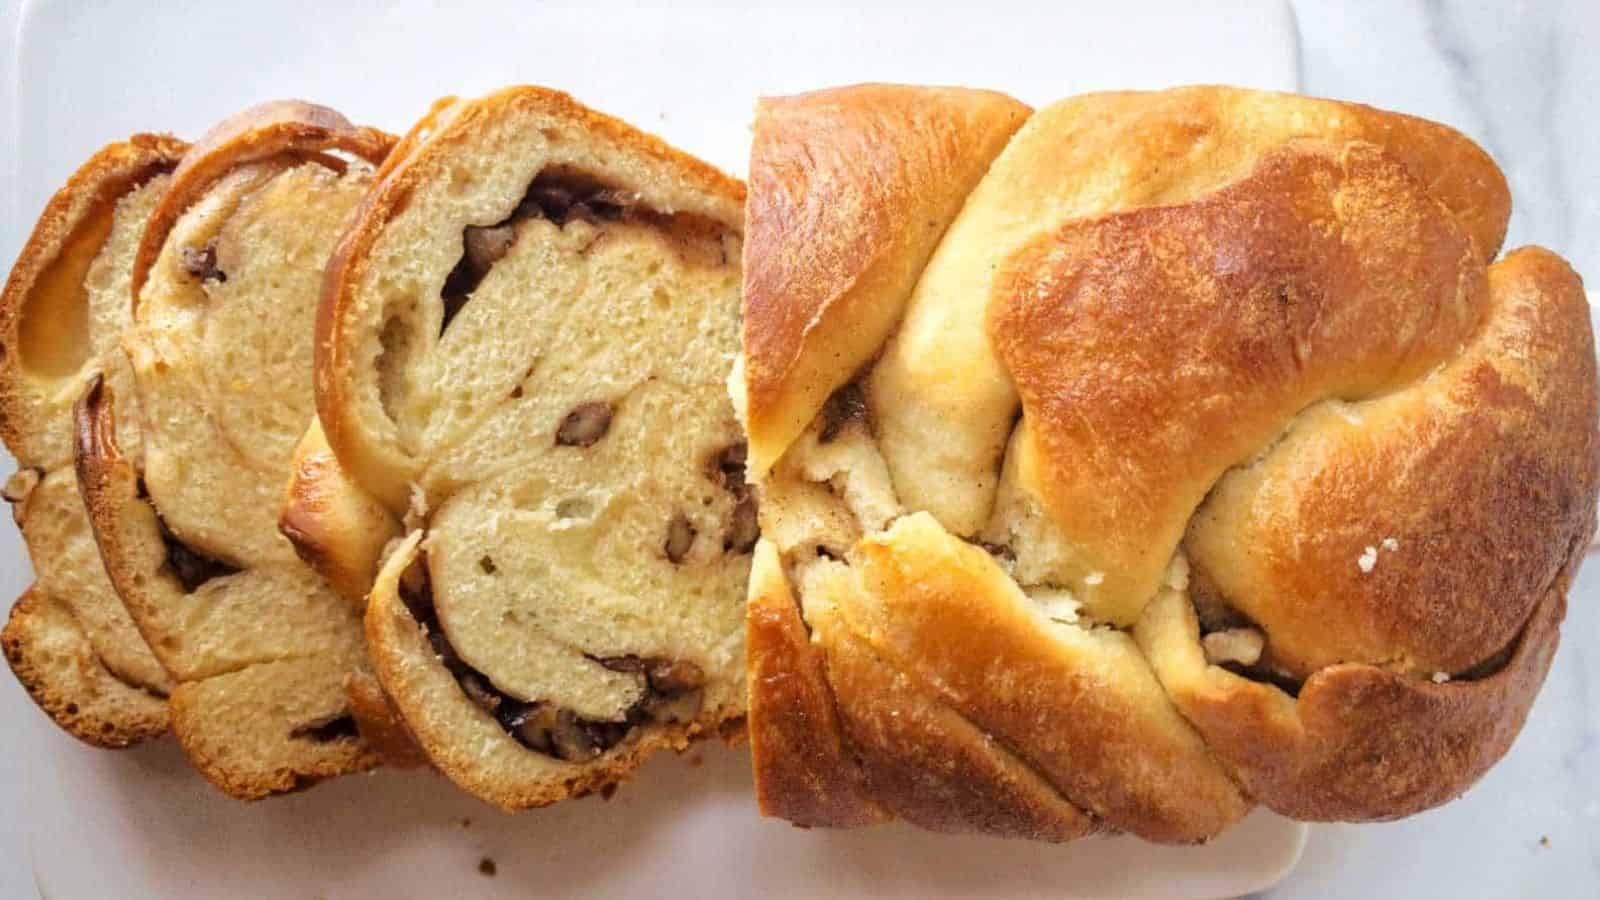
[316,85,746,512]
[0,134,186,462]
[1183,247,1598,677]
[740,85,1029,474]
[991,141,1485,628]
[848,516,1251,842]
[1139,565,1569,820]
[1,586,168,747]
[278,420,401,608]
[743,84,1589,842]
[741,85,1511,502]
[71,375,125,535]
[129,100,394,311]
[0,134,185,746]
[820,618,1100,841]
[1137,246,1598,821]
[345,670,430,770]
[745,539,888,828]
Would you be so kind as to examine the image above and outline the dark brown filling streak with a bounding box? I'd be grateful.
[133,477,242,594]
[139,482,364,741]
[439,167,735,336]
[289,714,360,743]
[397,568,708,764]
[707,441,759,555]
[413,171,750,760]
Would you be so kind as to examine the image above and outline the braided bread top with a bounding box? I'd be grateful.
[739,85,1596,841]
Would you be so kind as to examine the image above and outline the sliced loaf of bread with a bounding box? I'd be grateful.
[73,102,396,797]
[0,135,187,746]
[290,87,750,808]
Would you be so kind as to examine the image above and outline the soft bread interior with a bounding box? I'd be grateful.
[424,216,746,722]
[11,174,172,692]
[11,172,164,467]
[331,96,742,503]
[326,90,747,801]
[1,151,178,746]
[134,161,363,567]
[82,153,384,795]
[1,587,166,745]
[12,469,169,689]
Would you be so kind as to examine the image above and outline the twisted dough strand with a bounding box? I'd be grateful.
[742,85,1596,841]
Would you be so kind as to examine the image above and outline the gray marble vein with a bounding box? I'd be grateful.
[1267,2,1599,897]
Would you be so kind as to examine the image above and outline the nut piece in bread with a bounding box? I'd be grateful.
[73,101,396,797]
[741,84,1597,840]
[299,86,748,810]
[0,135,186,746]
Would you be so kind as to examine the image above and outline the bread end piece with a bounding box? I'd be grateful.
[169,654,380,800]
[2,586,168,747]
[0,134,186,746]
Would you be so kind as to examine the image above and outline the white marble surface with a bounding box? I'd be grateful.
[0,1,1594,897]
[1264,2,1599,897]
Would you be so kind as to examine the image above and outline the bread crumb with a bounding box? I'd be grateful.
[1358,546,1378,573]
[1538,835,1550,848]
[1,468,40,503]
[478,857,497,877]
[405,482,430,530]
[1431,671,1450,684]
[1202,628,1265,666]
[1028,588,1081,625]
[1164,552,1191,591]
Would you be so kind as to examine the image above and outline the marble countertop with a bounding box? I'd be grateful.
[0,2,1592,897]
[1267,1,1598,896]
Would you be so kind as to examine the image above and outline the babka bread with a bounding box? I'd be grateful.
[0,135,186,747]
[73,101,396,797]
[739,84,1598,841]
[290,86,749,810]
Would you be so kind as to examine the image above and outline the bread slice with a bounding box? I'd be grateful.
[293,87,748,809]
[0,135,186,746]
[73,101,396,797]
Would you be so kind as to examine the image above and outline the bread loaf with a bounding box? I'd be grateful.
[739,84,1597,841]
[0,136,186,746]
[291,87,749,809]
[73,102,396,797]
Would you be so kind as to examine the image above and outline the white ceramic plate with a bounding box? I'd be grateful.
[5,3,1305,897]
